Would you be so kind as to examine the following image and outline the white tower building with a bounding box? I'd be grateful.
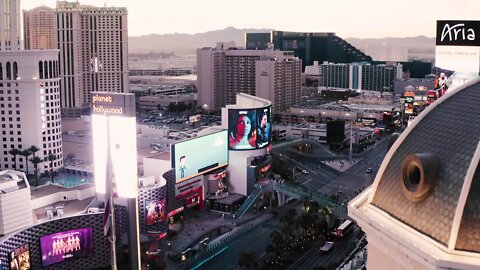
[0,0,62,174]
[0,0,21,51]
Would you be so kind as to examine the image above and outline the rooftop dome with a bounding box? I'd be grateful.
[370,77,480,253]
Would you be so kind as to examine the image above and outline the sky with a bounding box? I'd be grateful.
[22,0,480,38]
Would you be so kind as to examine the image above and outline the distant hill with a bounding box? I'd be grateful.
[128,27,273,53]
[346,35,435,50]
[128,27,435,60]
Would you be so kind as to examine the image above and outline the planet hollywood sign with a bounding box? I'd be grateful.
[91,92,135,117]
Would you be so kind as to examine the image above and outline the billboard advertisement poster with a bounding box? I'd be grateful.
[175,176,203,197]
[188,114,201,123]
[228,106,271,150]
[171,130,228,183]
[40,228,93,267]
[404,96,414,115]
[9,243,30,270]
[145,198,167,226]
[435,21,480,92]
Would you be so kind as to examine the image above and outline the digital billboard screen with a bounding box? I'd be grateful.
[40,228,93,267]
[172,130,228,183]
[228,106,272,150]
[145,198,167,226]
[9,243,30,270]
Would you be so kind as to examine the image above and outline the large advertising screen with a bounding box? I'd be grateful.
[228,106,272,150]
[171,130,228,183]
[145,199,167,226]
[9,243,30,270]
[40,228,93,267]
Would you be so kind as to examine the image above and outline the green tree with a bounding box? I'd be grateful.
[20,149,32,175]
[47,153,57,183]
[30,156,42,185]
[8,148,21,170]
[237,252,259,270]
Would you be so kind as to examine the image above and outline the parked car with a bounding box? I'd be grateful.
[366,167,372,173]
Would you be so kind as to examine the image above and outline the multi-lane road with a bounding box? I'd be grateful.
[274,137,390,202]
[197,136,390,269]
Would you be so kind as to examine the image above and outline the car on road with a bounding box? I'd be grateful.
[319,241,334,253]
[302,169,309,175]
[366,167,372,173]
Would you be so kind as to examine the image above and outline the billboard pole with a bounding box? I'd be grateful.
[106,118,118,270]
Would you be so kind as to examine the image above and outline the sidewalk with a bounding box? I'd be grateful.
[165,209,264,254]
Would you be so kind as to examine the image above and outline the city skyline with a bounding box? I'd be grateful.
[22,0,478,38]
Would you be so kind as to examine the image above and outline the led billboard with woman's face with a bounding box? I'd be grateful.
[171,130,228,183]
[228,106,271,150]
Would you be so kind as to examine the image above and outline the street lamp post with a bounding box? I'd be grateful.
[203,104,210,125]
[349,123,352,162]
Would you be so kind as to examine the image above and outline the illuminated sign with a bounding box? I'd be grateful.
[92,92,138,198]
[188,114,201,123]
[91,92,135,117]
[175,176,203,197]
[167,207,184,218]
[436,21,480,46]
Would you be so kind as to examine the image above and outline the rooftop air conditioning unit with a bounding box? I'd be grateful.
[87,207,99,213]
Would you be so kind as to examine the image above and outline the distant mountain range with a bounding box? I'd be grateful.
[128,27,435,60]
[128,27,273,53]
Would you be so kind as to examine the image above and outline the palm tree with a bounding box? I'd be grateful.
[28,145,40,158]
[47,153,57,183]
[8,148,21,170]
[280,208,296,225]
[20,149,32,175]
[282,225,295,244]
[237,252,259,270]
[270,230,284,255]
[30,156,42,185]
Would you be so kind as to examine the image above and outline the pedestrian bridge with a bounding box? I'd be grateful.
[272,182,347,215]
[234,182,347,219]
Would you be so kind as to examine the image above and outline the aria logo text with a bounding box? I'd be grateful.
[441,23,475,42]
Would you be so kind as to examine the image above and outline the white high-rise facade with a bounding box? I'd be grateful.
[0,0,21,50]
[0,0,62,174]
[56,1,129,117]
[197,42,301,112]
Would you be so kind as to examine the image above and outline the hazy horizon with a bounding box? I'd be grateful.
[22,0,478,39]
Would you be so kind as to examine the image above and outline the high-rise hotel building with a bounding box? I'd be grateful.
[0,0,62,173]
[316,61,403,92]
[56,1,128,117]
[23,5,57,50]
[0,0,21,51]
[197,42,301,112]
